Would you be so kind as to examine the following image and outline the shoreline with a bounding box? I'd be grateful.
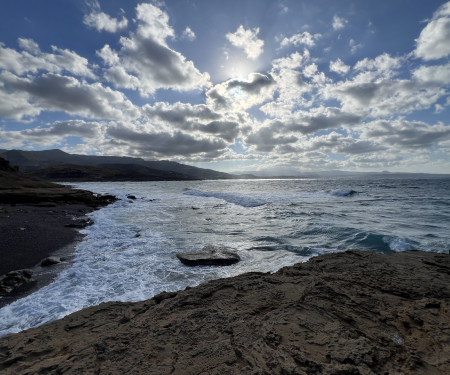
[0,204,93,308]
[0,250,448,374]
[0,156,118,307]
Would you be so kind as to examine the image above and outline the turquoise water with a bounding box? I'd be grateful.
[1,177,449,336]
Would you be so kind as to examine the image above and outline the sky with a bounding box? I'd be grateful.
[0,0,449,174]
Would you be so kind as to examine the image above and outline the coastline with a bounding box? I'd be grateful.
[0,250,448,374]
[0,203,101,308]
[1,155,117,306]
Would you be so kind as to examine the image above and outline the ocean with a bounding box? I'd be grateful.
[1,177,449,336]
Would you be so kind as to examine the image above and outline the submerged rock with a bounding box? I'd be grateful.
[0,269,33,294]
[177,245,240,266]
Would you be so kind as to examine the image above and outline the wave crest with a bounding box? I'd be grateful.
[184,189,266,207]
[330,189,357,197]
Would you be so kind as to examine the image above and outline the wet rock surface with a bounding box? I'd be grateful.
[177,244,241,266]
[40,257,62,267]
[1,250,449,374]
[0,269,33,294]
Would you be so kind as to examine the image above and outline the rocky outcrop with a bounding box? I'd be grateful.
[177,245,241,266]
[0,269,33,294]
[40,257,62,267]
[0,158,18,173]
[64,217,94,228]
[0,250,449,374]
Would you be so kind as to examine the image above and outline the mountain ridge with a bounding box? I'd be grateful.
[0,149,250,181]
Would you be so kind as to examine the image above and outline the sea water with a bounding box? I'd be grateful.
[1,177,449,336]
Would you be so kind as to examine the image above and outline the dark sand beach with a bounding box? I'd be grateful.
[0,157,116,306]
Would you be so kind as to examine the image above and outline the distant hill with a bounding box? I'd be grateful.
[26,164,194,182]
[0,149,251,181]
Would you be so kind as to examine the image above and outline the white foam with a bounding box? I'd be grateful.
[183,188,354,207]
[383,236,414,252]
[184,189,267,207]
[330,189,357,197]
[0,189,307,337]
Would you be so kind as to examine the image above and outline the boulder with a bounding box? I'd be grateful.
[0,269,33,294]
[64,217,94,228]
[177,245,240,266]
[41,256,62,267]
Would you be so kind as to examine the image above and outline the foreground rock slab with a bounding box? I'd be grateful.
[177,244,241,266]
[0,250,449,374]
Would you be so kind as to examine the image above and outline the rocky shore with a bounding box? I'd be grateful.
[1,250,449,374]
[0,157,117,305]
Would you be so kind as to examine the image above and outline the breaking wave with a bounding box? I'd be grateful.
[330,189,357,197]
[184,189,267,207]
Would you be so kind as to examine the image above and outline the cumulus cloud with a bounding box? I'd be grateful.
[143,102,221,124]
[0,72,139,120]
[354,54,402,77]
[182,27,196,41]
[261,50,327,117]
[326,79,444,118]
[83,12,128,33]
[332,15,348,31]
[106,123,228,158]
[413,63,450,84]
[323,53,446,118]
[415,1,450,60]
[329,58,350,75]
[361,119,450,149]
[301,131,385,154]
[280,32,321,47]
[349,39,363,54]
[0,39,96,78]
[226,25,264,59]
[244,106,363,153]
[0,120,104,148]
[207,73,276,112]
[141,102,239,142]
[96,44,120,66]
[0,81,40,120]
[286,107,362,134]
[246,125,298,152]
[99,3,210,96]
